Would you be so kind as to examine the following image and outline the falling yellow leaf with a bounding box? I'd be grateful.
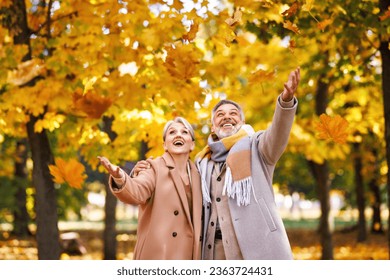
[283,20,301,34]
[248,69,276,84]
[315,114,349,144]
[83,77,98,94]
[7,59,46,86]
[48,158,87,189]
[225,8,242,26]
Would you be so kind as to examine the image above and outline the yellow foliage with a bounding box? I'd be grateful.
[48,158,87,189]
[164,43,201,80]
[34,112,66,133]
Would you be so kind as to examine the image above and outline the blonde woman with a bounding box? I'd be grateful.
[98,117,202,260]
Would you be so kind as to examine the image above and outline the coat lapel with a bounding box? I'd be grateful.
[162,153,193,229]
[189,160,202,241]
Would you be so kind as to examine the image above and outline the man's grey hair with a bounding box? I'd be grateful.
[163,117,195,141]
[211,99,245,123]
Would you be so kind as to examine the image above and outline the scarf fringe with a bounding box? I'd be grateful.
[196,159,211,206]
[223,167,253,206]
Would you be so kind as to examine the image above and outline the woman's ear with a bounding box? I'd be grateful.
[163,142,168,151]
[190,141,195,152]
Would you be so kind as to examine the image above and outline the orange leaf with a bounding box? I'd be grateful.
[288,39,297,53]
[283,20,300,34]
[281,1,300,18]
[317,18,333,31]
[379,7,390,21]
[72,90,112,119]
[315,114,349,144]
[48,158,87,189]
[182,22,199,42]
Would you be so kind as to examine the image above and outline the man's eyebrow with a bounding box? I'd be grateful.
[215,108,239,113]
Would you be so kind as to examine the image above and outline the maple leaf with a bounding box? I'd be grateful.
[225,8,242,26]
[164,43,200,80]
[72,89,112,119]
[283,20,301,34]
[281,1,300,18]
[48,158,87,189]
[315,114,349,144]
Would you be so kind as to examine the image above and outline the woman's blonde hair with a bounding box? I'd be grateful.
[162,117,195,141]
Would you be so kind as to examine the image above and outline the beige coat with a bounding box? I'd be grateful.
[109,153,202,260]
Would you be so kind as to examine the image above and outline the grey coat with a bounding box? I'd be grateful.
[201,96,297,260]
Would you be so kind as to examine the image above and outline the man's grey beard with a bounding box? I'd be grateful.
[214,123,243,139]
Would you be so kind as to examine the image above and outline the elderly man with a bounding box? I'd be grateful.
[195,67,300,260]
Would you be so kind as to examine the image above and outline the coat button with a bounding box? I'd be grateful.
[208,244,212,249]
[216,197,221,202]
[174,210,179,215]
[210,221,214,226]
[172,232,177,237]
[217,177,221,181]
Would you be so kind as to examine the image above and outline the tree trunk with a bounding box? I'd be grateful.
[311,70,334,259]
[102,116,118,260]
[353,142,367,242]
[309,161,333,259]
[103,177,117,260]
[12,139,31,237]
[26,115,61,259]
[11,0,60,259]
[368,144,384,234]
[379,0,390,261]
